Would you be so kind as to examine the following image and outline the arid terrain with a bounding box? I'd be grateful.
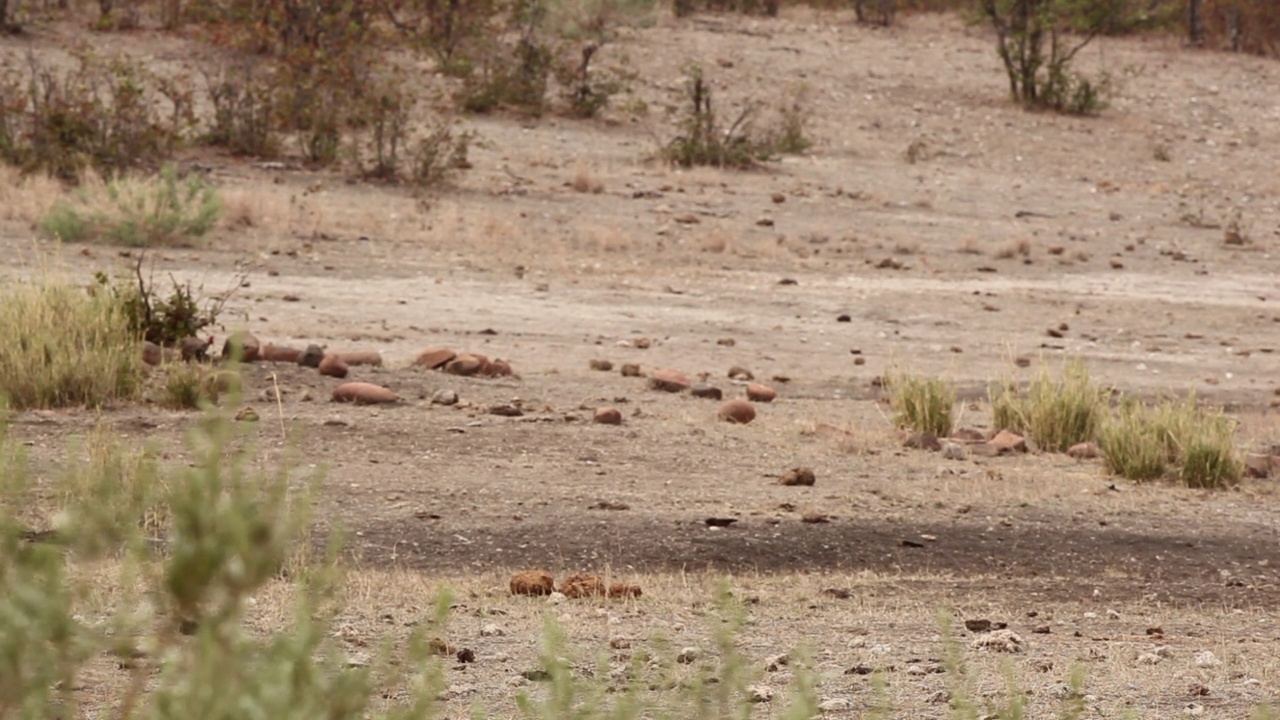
[2,6,1279,717]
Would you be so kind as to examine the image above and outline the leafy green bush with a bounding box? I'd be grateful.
[990,359,1107,452]
[40,167,221,247]
[0,278,141,410]
[887,372,955,437]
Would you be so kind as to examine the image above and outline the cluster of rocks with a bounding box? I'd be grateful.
[414,346,514,378]
[592,362,778,427]
[509,570,642,600]
[904,427,1099,462]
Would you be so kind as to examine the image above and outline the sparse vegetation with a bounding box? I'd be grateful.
[990,358,1108,453]
[887,372,955,437]
[662,65,811,169]
[92,255,238,346]
[1101,393,1242,487]
[0,277,141,410]
[977,0,1121,114]
[39,166,221,247]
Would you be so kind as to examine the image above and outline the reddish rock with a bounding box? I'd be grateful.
[335,350,383,367]
[649,369,690,393]
[141,341,163,366]
[608,582,643,599]
[728,365,754,381]
[559,573,606,599]
[221,331,260,362]
[620,363,642,377]
[1067,441,1100,460]
[594,407,623,425]
[331,382,397,405]
[261,344,302,363]
[415,347,457,369]
[445,353,485,376]
[510,570,555,596]
[318,353,349,378]
[718,399,756,424]
[746,383,777,402]
[481,358,514,377]
[779,467,816,486]
[989,429,1028,454]
[691,384,723,400]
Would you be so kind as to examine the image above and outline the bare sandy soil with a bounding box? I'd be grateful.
[3,6,1280,716]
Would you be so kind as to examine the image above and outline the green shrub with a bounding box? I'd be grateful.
[887,372,955,437]
[39,167,221,247]
[1101,394,1242,488]
[662,65,811,168]
[0,278,141,410]
[990,359,1107,452]
[93,263,236,347]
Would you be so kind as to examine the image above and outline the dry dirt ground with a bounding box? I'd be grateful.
[2,6,1280,717]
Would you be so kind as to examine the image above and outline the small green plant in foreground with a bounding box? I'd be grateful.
[887,372,955,437]
[990,358,1107,452]
[39,166,221,247]
[0,278,141,410]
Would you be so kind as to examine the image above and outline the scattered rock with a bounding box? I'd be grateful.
[222,331,260,362]
[728,365,754,381]
[1014,355,1032,368]
[559,573,606,599]
[261,343,302,363]
[690,384,723,400]
[456,648,476,664]
[717,337,735,346]
[489,403,523,417]
[481,358,514,377]
[963,619,1007,633]
[989,429,1028,454]
[446,353,486,376]
[632,337,652,349]
[510,570,556,596]
[942,442,967,460]
[676,647,699,664]
[705,517,738,527]
[141,341,163,366]
[415,347,457,369]
[620,363,642,377]
[594,407,623,425]
[331,382,397,405]
[1137,652,1163,665]
[589,359,614,371]
[608,582,643,599]
[318,353,349,378]
[904,432,942,451]
[649,369,690,393]
[609,637,631,649]
[821,588,851,600]
[335,350,383,366]
[431,389,459,406]
[779,467,816,486]
[971,629,1025,653]
[836,314,851,323]
[801,512,830,524]
[298,344,326,368]
[480,623,505,637]
[746,383,776,402]
[718,399,756,424]
[1068,441,1100,460]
